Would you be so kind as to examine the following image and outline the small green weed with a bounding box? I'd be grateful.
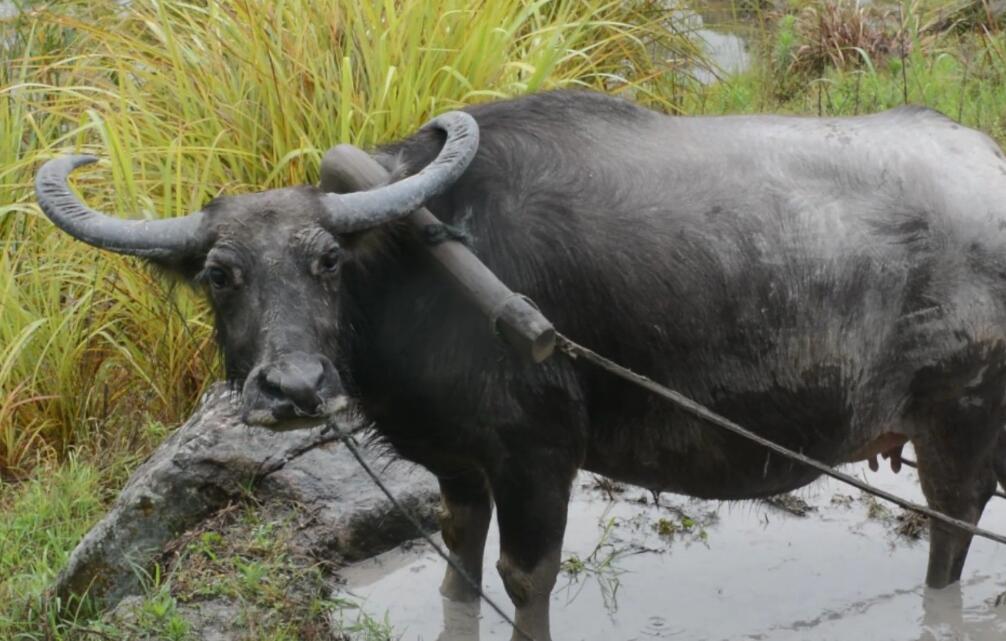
[137,586,190,641]
[654,513,710,543]
[330,598,399,641]
[560,554,587,576]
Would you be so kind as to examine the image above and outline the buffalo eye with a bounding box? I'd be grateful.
[205,266,232,290]
[317,249,341,275]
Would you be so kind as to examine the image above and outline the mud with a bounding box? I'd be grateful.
[335,448,1006,640]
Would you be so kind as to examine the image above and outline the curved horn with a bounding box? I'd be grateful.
[320,110,479,232]
[35,155,205,259]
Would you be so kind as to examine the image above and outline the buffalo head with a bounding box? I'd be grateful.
[35,112,479,428]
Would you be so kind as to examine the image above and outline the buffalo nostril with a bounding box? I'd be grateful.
[259,369,285,399]
[259,359,325,415]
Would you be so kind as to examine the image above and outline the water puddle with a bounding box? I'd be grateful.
[335,451,1006,640]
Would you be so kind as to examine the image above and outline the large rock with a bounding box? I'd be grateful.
[54,383,440,610]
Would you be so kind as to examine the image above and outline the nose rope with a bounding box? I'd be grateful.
[422,222,471,246]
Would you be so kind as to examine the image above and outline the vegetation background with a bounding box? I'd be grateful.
[1,0,1004,638]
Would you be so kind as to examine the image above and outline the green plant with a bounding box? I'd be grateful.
[790,1,904,75]
[0,0,699,479]
[331,600,398,641]
[0,455,108,638]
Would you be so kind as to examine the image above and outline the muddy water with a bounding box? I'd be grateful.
[335,450,1006,640]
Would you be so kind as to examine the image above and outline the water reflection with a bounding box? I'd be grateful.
[336,463,1006,641]
[437,597,481,641]
[918,586,1006,641]
[422,572,1006,641]
[648,6,752,85]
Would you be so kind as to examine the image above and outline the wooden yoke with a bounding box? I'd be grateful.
[320,144,556,363]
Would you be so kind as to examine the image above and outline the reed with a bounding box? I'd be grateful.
[0,0,697,476]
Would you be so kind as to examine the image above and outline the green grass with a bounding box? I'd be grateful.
[0,478,389,641]
[0,422,173,640]
[116,502,393,641]
[0,456,111,639]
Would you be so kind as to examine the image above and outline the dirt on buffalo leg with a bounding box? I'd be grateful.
[497,547,562,641]
[438,471,493,603]
[491,450,576,641]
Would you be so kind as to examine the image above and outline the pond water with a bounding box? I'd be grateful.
[692,26,751,84]
[679,2,753,84]
[335,450,1006,641]
[0,1,19,20]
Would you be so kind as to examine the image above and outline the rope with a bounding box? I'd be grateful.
[422,222,471,246]
[896,456,1006,500]
[322,422,536,641]
[555,333,1006,546]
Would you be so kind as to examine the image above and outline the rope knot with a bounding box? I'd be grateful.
[422,223,471,246]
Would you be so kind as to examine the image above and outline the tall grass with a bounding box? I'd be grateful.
[0,0,698,476]
[687,0,1006,143]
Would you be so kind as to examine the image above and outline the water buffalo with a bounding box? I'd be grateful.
[37,91,1006,640]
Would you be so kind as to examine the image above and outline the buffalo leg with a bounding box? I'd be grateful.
[438,471,493,603]
[491,452,575,641]
[914,434,998,588]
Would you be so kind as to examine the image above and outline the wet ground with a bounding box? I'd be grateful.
[335,449,1006,640]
